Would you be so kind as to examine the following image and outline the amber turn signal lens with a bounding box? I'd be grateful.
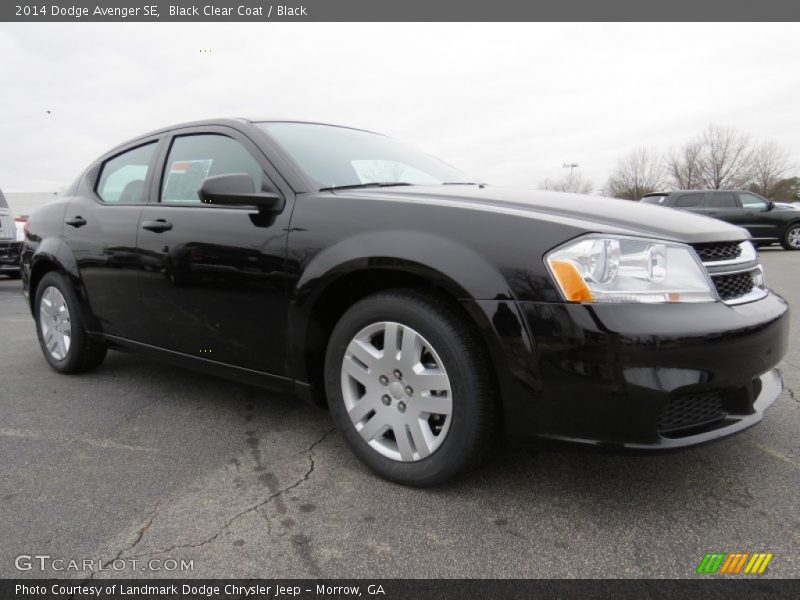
[550,260,593,302]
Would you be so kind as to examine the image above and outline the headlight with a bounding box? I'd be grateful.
[546,235,716,303]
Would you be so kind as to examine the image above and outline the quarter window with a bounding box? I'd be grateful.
[161,134,263,203]
[705,193,738,208]
[96,142,156,203]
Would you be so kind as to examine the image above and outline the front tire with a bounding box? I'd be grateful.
[324,290,496,486]
[780,223,800,251]
[34,271,107,374]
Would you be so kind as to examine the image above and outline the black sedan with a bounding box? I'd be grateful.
[21,120,789,485]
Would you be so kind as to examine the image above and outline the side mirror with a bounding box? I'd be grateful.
[198,173,284,213]
[766,200,776,211]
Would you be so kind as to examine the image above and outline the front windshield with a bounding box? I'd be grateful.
[258,122,471,190]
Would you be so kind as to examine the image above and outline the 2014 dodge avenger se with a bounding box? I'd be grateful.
[21,120,790,485]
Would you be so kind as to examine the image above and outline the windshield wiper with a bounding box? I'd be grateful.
[320,182,415,192]
[442,182,480,186]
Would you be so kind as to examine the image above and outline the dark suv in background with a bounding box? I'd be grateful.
[0,189,23,278]
[641,190,800,250]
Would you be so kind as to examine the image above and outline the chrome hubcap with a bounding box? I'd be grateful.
[788,227,800,248]
[39,286,71,360]
[340,321,453,462]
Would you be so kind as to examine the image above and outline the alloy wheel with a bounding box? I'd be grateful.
[788,226,800,249]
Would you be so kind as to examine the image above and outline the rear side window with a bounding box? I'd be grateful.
[161,134,263,204]
[705,192,738,208]
[675,193,705,207]
[96,142,157,203]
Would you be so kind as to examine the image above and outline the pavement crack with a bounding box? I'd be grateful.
[127,427,336,560]
[67,501,161,594]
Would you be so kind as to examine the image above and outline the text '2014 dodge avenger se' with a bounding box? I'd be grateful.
[21,120,790,485]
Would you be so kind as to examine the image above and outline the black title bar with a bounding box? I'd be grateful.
[4,0,800,22]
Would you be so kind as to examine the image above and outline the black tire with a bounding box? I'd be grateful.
[324,290,497,486]
[780,222,800,251]
[34,271,107,374]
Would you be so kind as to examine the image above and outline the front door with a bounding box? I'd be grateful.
[136,128,292,376]
[734,192,780,240]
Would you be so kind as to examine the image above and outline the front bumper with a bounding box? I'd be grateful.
[496,292,790,447]
[0,240,22,272]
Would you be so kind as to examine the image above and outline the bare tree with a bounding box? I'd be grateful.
[696,124,754,189]
[539,172,593,194]
[604,147,665,200]
[749,140,792,198]
[667,125,754,190]
[667,142,703,189]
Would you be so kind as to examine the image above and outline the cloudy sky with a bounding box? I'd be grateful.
[1,22,798,193]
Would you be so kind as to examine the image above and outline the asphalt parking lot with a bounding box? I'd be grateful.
[1,248,798,580]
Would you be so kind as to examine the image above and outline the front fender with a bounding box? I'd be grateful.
[295,229,513,303]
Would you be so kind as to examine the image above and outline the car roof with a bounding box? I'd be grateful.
[642,190,756,197]
[100,118,382,160]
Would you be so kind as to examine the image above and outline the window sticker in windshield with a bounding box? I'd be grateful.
[163,159,212,202]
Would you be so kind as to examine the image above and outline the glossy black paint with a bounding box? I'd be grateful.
[21,119,791,447]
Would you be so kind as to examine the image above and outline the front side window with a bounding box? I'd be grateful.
[640,195,667,205]
[161,134,263,203]
[259,122,470,189]
[739,192,768,210]
[96,142,156,203]
[675,193,705,207]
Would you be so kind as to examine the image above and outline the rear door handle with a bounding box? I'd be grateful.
[141,219,173,233]
[65,216,86,227]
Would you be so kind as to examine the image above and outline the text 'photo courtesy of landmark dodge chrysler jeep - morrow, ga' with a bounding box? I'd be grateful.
[21,120,790,485]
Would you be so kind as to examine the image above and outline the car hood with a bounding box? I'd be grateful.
[340,186,748,244]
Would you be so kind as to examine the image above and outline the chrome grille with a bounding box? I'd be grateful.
[692,241,742,262]
[693,240,765,304]
[713,271,756,301]
[0,214,11,239]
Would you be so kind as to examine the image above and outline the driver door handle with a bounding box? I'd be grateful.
[141,219,173,233]
[65,216,86,227]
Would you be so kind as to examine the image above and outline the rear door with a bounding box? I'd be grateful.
[136,126,293,377]
[63,138,161,340]
[698,191,741,224]
[670,192,707,214]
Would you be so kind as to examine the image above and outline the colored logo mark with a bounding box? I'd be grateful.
[696,552,773,574]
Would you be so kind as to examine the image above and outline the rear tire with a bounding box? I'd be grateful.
[324,290,496,486]
[34,271,107,374]
[780,223,800,251]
